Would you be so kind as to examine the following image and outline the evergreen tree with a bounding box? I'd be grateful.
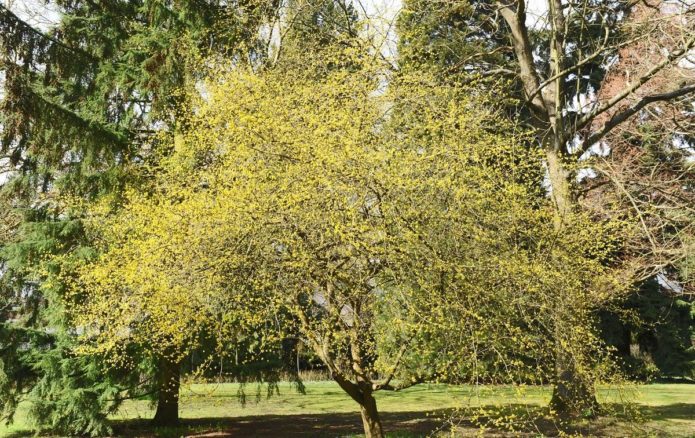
[600,279,695,381]
[397,1,512,79]
[0,0,279,433]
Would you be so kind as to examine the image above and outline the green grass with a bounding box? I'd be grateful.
[2,382,693,437]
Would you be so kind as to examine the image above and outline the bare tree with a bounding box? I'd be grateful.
[585,0,695,288]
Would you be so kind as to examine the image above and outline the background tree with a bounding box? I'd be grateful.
[492,0,694,415]
[600,278,694,381]
[274,0,359,62]
[587,3,695,382]
[398,0,695,416]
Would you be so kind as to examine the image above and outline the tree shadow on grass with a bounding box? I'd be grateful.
[4,403,693,437]
[485,403,695,437]
[110,410,447,438]
[107,402,695,437]
[638,403,695,421]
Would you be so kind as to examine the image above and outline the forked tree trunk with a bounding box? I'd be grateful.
[152,355,181,426]
[359,389,384,438]
[333,375,385,438]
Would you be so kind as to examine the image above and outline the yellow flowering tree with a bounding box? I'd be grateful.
[70,49,630,436]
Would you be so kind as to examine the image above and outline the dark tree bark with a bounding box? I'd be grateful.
[550,365,601,418]
[358,387,385,438]
[152,355,181,426]
[332,372,385,438]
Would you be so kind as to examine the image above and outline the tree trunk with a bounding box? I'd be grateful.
[549,306,601,418]
[545,149,572,225]
[546,149,600,418]
[332,373,385,438]
[152,355,180,426]
[550,362,600,418]
[359,389,384,438]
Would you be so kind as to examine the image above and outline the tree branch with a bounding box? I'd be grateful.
[371,343,409,391]
[497,0,547,117]
[375,376,427,392]
[571,35,695,147]
[0,4,96,61]
[581,83,695,151]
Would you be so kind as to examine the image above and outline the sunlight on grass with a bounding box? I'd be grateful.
[1,383,693,437]
[110,381,695,421]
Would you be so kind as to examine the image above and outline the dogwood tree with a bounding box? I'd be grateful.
[70,45,632,436]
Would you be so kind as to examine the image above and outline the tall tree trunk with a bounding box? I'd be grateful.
[549,305,600,417]
[546,149,600,417]
[545,149,572,225]
[152,355,180,426]
[358,387,384,438]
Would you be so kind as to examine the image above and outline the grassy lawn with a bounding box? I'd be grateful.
[1,382,693,437]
